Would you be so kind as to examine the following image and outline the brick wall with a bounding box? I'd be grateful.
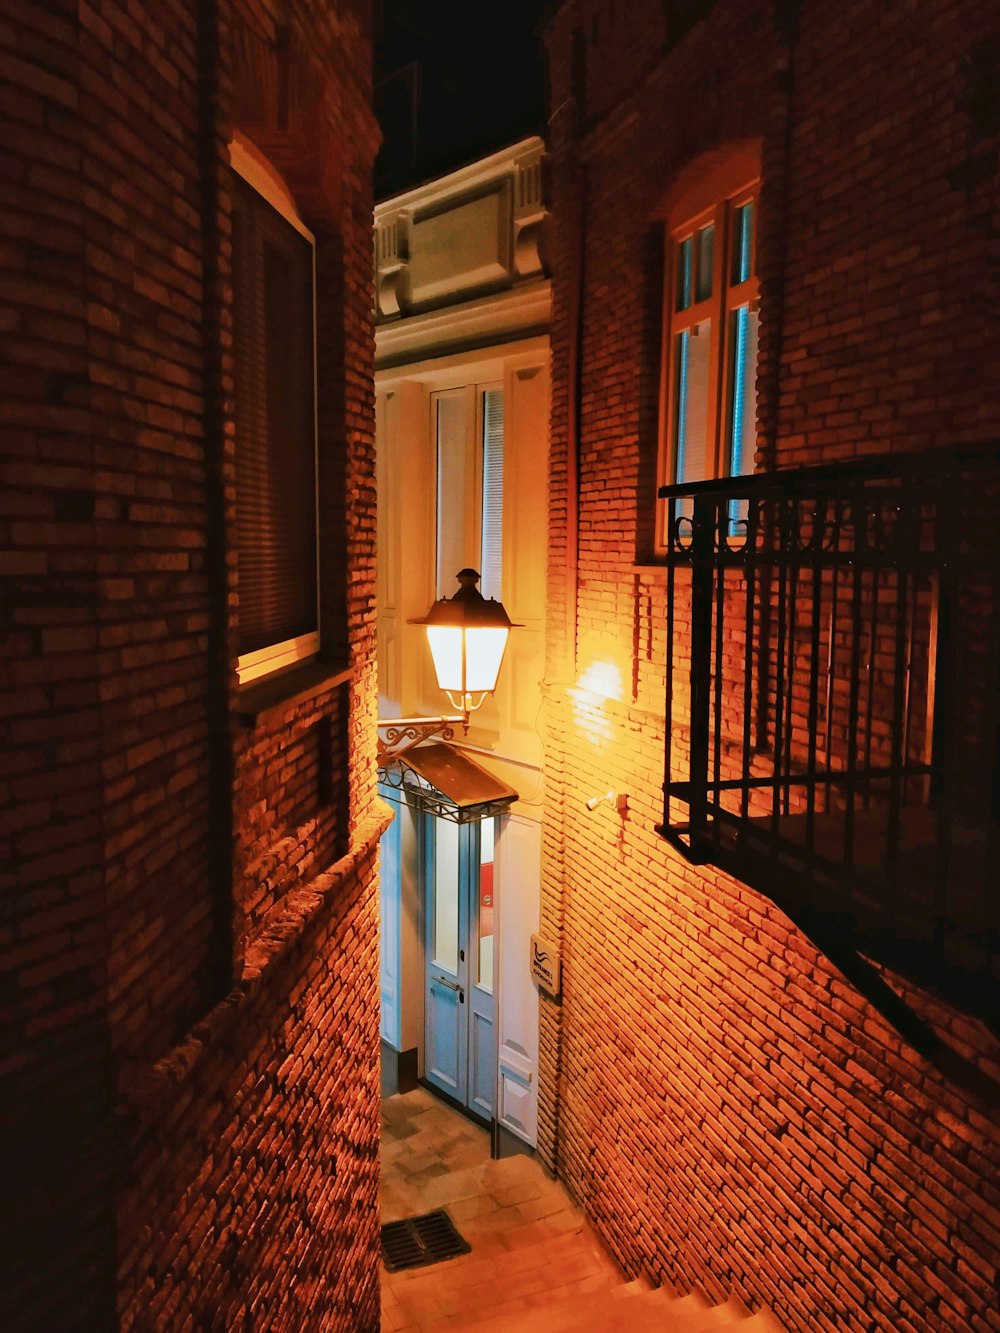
[540,1,1000,1330]
[1,1,383,1328]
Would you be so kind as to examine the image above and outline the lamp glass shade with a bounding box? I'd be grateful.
[463,626,509,694]
[416,569,519,707]
[425,625,464,693]
[425,624,510,695]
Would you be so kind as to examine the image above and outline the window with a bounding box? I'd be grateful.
[230,153,319,685]
[433,383,505,600]
[656,173,760,546]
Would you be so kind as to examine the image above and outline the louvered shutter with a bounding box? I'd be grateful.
[479,388,504,601]
[231,174,317,660]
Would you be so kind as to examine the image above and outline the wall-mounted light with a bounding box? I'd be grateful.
[413,568,520,729]
[584,789,627,814]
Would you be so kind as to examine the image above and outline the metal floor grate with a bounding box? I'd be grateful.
[381,1208,471,1272]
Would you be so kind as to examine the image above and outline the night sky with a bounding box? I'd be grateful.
[375,0,552,198]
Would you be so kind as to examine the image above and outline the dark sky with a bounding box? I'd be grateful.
[374,0,552,198]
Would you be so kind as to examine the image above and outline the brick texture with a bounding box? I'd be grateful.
[540,2,1000,1331]
[1,0,382,1328]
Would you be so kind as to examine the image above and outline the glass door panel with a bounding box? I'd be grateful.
[476,818,495,993]
[432,818,459,971]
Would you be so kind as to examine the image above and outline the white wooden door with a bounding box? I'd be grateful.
[424,818,466,1099]
[423,817,497,1120]
[494,814,541,1146]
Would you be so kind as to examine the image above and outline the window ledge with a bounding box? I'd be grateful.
[113,803,394,1127]
[237,659,352,727]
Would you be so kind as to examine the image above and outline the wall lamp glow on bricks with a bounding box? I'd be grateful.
[584,790,627,814]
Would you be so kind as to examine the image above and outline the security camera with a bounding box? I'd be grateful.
[585,789,617,811]
[584,789,628,814]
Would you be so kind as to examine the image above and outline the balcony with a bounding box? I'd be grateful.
[658,445,999,1020]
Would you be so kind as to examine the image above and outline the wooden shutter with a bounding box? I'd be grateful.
[231,174,317,660]
[479,388,504,601]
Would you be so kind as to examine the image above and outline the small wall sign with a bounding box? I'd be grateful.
[530,933,561,997]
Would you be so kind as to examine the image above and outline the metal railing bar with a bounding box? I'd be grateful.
[664,498,677,834]
[884,532,912,910]
[806,501,824,862]
[688,494,716,854]
[740,501,758,829]
[823,511,841,819]
[931,487,960,922]
[658,439,1000,501]
[844,520,865,874]
[771,499,790,858]
[664,761,933,799]
[783,525,800,819]
[713,504,728,858]
[862,554,879,815]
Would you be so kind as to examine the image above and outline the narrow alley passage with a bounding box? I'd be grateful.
[380,1088,622,1331]
[379,1090,786,1332]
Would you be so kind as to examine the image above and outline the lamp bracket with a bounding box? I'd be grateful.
[377,715,464,762]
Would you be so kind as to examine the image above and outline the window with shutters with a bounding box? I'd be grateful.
[433,383,504,600]
[230,164,319,685]
[655,149,760,549]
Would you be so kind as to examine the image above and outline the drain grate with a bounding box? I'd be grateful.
[381,1208,471,1272]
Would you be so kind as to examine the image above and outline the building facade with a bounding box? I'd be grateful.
[2,2,383,1328]
[373,138,551,1150]
[538,1,999,1330]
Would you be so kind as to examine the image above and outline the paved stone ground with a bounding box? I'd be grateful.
[380,1087,623,1332]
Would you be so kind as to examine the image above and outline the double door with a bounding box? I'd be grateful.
[424,817,496,1121]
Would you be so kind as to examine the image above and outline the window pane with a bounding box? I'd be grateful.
[477,818,494,992]
[726,304,759,478]
[673,319,712,485]
[731,202,754,285]
[435,392,468,598]
[432,819,459,972]
[695,223,714,302]
[675,236,692,311]
[480,389,504,601]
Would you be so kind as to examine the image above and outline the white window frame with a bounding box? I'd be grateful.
[229,135,321,686]
[655,175,760,552]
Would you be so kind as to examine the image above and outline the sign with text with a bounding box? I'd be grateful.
[530,933,561,997]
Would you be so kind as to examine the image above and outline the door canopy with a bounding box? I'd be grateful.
[378,742,518,824]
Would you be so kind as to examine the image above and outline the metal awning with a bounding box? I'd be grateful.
[378,742,518,824]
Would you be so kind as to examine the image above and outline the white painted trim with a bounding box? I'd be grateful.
[375,282,551,369]
[374,135,545,219]
[236,631,320,686]
[376,336,549,392]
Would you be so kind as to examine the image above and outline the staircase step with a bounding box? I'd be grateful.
[464,1282,775,1332]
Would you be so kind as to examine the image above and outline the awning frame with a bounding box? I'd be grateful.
[377,742,518,825]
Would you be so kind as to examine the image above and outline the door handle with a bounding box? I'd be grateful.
[433,975,460,992]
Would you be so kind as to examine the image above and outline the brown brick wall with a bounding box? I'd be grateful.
[541,1,1000,1330]
[117,819,385,1331]
[1,0,382,1328]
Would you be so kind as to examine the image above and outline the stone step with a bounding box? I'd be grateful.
[464,1281,781,1332]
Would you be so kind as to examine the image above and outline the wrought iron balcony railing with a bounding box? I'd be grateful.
[658,445,999,1016]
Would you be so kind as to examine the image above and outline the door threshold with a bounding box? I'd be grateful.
[418,1078,492,1134]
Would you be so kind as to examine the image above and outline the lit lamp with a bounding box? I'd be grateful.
[414,568,518,728]
[377,569,518,761]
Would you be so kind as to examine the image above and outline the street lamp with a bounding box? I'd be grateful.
[377,568,518,759]
[414,568,517,723]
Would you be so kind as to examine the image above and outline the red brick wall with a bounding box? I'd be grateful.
[118,824,384,1331]
[541,2,1000,1330]
[1,1,382,1328]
